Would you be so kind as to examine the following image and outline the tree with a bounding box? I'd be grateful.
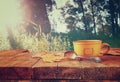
[90,0,97,34]
[74,0,89,32]
[21,0,53,34]
[104,0,120,37]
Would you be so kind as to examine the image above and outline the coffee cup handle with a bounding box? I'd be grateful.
[101,43,110,54]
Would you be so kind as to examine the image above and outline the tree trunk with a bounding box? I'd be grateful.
[78,0,88,32]
[21,0,52,34]
[90,0,96,35]
[115,0,120,36]
[109,0,116,37]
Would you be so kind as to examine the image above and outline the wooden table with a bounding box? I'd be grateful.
[0,48,120,82]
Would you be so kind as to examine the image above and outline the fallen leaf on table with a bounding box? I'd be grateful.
[32,51,64,62]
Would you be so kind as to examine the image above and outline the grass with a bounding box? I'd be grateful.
[0,26,120,52]
[0,33,11,50]
[0,27,71,52]
[16,33,71,52]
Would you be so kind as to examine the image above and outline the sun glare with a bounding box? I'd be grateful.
[0,0,23,29]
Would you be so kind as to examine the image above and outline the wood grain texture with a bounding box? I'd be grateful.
[0,50,39,79]
[0,80,120,82]
[56,54,120,80]
[32,60,58,79]
[0,50,28,57]
[82,67,120,80]
[0,48,120,80]
[107,48,120,55]
[0,67,32,79]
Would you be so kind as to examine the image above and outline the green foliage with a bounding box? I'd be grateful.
[67,29,120,49]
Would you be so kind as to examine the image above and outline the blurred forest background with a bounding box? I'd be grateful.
[0,0,120,52]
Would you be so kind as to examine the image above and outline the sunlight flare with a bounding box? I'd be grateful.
[0,0,23,28]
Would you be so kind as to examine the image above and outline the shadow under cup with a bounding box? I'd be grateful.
[73,40,110,56]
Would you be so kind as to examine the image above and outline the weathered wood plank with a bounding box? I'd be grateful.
[56,67,120,80]
[0,52,40,67]
[0,50,30,66]
[56,56,120,80]
[101,56,120,67]
[0,80,120,82]
[82,67,120,80]
[107,48,120,56]
[0,48,120,80]
[55,60,84,79]
[32,60,58,79]
[0,67,32,79]
[0,50,28,57]
[9,52,39,61]
[0,51,39,79]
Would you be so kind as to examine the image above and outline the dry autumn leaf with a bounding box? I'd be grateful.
[33,51,64,62]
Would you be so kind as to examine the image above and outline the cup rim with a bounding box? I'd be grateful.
[73,40,102,44]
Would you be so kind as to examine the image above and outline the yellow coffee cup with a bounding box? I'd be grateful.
[73,40,110,56]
